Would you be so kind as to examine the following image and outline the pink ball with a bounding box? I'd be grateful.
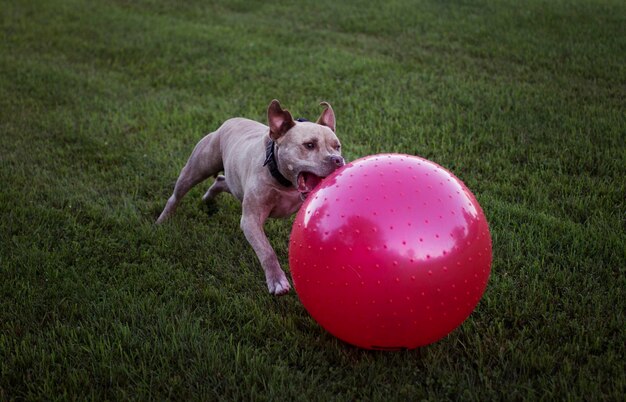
[289,154,492,350]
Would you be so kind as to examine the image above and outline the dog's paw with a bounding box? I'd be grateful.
[267,274,291,296]
[200,198,219,217]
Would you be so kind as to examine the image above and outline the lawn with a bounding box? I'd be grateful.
[1,0,624,400]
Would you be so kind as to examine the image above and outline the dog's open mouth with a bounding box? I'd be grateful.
[297,172,324,194]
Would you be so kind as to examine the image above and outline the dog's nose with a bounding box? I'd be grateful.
[330,155,345,168]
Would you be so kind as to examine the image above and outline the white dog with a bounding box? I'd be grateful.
[157,100,344,295]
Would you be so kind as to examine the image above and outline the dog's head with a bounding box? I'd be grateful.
[267,100,344,196]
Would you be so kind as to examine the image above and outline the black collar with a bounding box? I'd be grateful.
[263,139,292,187]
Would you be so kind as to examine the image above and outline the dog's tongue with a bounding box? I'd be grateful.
[297,172,323,193]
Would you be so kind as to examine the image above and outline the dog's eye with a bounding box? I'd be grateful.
[335,144,341,151]
[304,142,316,150]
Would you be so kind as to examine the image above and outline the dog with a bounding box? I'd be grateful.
[156,100,345,295]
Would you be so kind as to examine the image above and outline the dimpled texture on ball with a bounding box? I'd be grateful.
[289,154,492,350]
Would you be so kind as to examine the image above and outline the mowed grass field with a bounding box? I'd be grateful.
[1,0,625,400]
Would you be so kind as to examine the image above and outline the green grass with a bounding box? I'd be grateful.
[1,0,625,399]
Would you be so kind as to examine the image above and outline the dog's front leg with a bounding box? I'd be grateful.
[240,202,291,296]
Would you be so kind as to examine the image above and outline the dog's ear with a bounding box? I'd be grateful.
[316,101,336,132]
[268,99,295,141]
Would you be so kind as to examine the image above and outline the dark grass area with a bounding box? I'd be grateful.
[1,0,625,400]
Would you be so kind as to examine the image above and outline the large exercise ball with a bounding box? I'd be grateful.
[289,154,492,350]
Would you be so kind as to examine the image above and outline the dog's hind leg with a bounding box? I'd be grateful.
[202,175,231,203]
[156,133,223,224]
